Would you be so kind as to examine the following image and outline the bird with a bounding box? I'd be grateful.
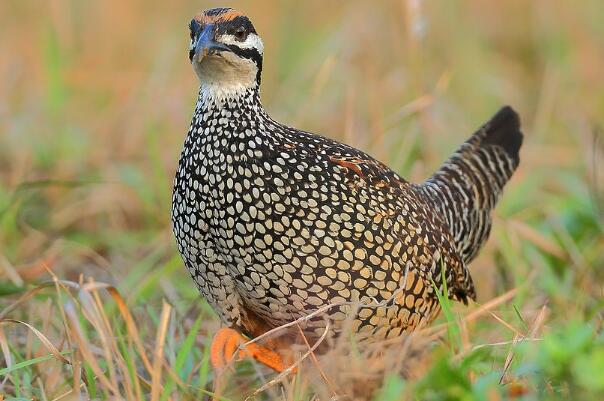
[171,7,523,373]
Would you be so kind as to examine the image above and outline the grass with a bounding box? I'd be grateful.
[1,0,603,399]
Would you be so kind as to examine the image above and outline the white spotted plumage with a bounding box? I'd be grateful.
[172,7,523,343]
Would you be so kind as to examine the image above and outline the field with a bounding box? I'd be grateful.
[1,0,603,400]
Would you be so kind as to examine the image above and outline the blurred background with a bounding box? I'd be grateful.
[1,0,603,400]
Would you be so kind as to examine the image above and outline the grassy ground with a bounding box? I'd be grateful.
[1,0,603,400]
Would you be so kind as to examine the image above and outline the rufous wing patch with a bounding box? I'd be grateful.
[329,155,365,177]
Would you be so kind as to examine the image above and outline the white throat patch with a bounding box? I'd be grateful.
[193,51,259,107]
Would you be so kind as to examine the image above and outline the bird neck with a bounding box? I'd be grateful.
[187,81,271,146]
[196,81,263,114]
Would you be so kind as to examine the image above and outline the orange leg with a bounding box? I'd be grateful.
[209,327,293,373]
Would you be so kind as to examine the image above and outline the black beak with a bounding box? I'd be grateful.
[193,24,231,62]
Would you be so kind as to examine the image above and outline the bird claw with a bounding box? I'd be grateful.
[209,327,294,373]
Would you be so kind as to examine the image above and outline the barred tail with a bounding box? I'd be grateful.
[421,106,523,264]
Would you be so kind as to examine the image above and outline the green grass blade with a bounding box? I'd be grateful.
[160,314,203,401]
[432,261,462,352]
[0,350,71,376]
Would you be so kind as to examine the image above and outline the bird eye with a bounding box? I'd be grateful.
[234,27,247,41]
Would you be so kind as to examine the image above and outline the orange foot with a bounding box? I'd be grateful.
[210,327,293,373]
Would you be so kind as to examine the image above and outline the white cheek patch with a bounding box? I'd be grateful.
[219,33,264,54]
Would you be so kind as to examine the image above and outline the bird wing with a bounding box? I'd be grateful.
[320,140,476,303]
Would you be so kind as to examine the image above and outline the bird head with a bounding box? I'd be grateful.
[189,8,263,97]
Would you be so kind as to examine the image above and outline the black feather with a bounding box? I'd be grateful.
[482,106,523,167]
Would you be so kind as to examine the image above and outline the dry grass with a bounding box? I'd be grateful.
[1,0,604,400]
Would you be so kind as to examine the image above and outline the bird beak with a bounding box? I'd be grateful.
[194,24,231,62]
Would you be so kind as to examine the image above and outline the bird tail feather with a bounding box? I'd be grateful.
[421,106,523,264]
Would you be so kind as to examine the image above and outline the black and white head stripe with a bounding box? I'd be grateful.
[215,16,263,72]
[188,19,201,60]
